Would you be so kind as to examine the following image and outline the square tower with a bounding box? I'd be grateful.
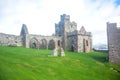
[107,22,120,65]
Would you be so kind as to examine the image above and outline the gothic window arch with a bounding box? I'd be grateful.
[41,39,47,49]
[30,37,40,49]
[48,39,55,49]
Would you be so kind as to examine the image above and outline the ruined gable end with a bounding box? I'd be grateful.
[20,24,29,36]
[79,26,86,35]
[20,24,30,48]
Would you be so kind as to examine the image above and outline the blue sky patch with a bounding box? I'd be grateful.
[115,0,120,5]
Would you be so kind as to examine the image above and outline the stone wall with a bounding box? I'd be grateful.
[0,33,22,46]
[67,31,78,52]
[107,22,120,65]
[29,34,61,49]
[77,27,92,52]
[67,27,92,52]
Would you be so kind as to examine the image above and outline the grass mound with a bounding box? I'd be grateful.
[0,46,120,80]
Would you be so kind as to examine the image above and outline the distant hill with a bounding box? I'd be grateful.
[93,43,108,50]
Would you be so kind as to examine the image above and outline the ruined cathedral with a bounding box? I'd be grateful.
[0,14,92,52]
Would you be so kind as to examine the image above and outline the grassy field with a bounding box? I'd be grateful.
[0,46,120,80]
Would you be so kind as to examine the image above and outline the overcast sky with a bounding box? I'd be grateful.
[0,0,120,45]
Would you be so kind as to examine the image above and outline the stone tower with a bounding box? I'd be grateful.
[107,22,120,65]
[20,24,30,48]
[55,14,77,49]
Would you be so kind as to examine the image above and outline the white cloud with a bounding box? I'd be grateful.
[0,0,120,45]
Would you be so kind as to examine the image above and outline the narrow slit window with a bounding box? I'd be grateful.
[86,40,88,46]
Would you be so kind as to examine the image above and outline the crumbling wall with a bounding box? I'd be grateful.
[29,35,61,49]
[0,33,22,46]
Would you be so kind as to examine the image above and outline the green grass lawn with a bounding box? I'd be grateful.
[0,46,120,80]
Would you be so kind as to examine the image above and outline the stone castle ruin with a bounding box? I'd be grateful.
[107,22,120,65]
[55,14,92,52]
[0,14,92,52]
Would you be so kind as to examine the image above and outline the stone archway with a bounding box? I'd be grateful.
[57,40,61,47]
[41,39,47,49]
[30,38,40,49]
[70,39,74,51]
[48,39,55,49]
[71,45,74,51]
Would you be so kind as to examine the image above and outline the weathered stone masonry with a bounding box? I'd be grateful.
[0,33,22,46]
[55,14,92,52]
[0,14,92,52]
[107,22,120,65]
[0,24,61,50]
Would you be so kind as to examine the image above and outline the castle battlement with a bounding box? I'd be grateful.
[60,14,70,22]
